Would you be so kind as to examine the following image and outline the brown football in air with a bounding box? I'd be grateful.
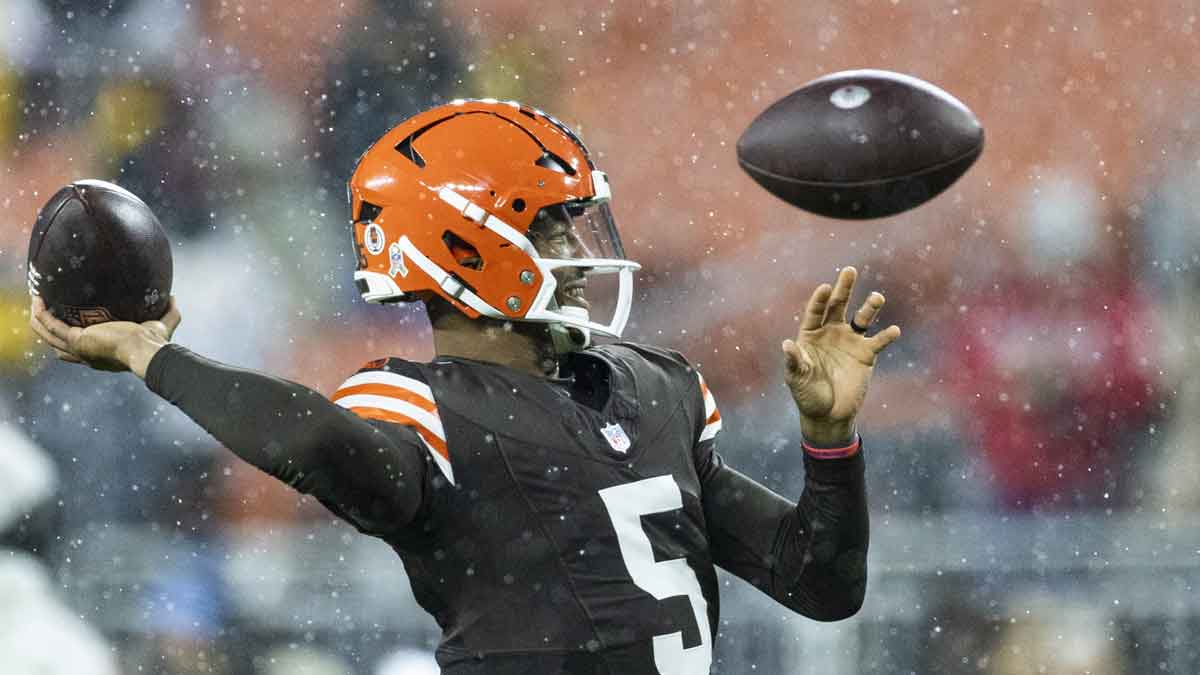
[27,179,173,327]
[737,69,984,219]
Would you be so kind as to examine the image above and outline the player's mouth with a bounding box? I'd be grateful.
[558,279,590,309]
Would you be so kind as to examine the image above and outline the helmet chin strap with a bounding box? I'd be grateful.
[549,305,592,354]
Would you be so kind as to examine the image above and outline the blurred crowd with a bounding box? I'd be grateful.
[2,0,1198,673]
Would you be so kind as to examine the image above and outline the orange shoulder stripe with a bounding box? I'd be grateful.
[344,406,450,460]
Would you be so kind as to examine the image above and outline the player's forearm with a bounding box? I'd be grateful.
[701,442,868,620]
[145,344,336,476]
[778,448,869,621]
[143,344,425,532]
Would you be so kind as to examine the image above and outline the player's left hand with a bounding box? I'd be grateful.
[782,266,901,445]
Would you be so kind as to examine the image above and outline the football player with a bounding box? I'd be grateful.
[31,100,901,674]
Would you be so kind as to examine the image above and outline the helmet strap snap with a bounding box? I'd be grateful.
[549,305,591,353]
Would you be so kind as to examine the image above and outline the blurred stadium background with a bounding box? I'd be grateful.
[2,1,1199,673]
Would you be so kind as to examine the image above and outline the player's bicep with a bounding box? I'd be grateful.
[698,446,797,589]
[690,370,782,579]
[144,345,430,537]
[287,402,431,538]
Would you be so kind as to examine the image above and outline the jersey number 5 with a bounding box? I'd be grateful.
[599,475,712,675]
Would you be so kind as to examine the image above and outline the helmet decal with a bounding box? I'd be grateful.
[388,241,408,278]
[363,223,386,255]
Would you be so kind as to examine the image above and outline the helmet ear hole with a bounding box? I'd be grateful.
[442,231,483,270]
[512,198,526,213]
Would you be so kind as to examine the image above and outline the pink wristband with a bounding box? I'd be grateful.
[802,435,861,459]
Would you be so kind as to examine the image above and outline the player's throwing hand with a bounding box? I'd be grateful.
[29,295,181,378]
[782,266,901,445]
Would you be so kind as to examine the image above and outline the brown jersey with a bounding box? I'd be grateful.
[147,342,869,674]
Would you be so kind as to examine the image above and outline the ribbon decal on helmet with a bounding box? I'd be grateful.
[388,241,408,278]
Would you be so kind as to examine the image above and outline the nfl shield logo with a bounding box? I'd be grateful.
[601,423,631,454]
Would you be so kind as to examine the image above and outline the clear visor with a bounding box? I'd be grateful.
[528,200,627,261]
[524,200,639,338]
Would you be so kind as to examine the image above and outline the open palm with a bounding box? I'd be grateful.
[783,267,901,429]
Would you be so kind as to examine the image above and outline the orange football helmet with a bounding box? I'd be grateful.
[348,99,640,343]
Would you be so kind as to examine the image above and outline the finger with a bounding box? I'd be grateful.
[156,296,182,336]
[33,300,82,347]
[851,292,885,331]
[53,347,84,364]
[868,325,902,353]
[799,284,833,331]
[782,339,814,378]
[824,266,858,325]
[29,311,72,352]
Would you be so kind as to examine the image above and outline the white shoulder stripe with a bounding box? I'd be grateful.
[337,371,435,403]
[335,394,446,441]
[425,439,456,485]
[699,419,723,443]
[696,372,717,418]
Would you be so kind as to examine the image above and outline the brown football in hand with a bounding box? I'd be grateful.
[27,179,172,327]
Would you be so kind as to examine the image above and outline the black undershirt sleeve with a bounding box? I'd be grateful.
[144,343,429,538]
[699,442,868,621]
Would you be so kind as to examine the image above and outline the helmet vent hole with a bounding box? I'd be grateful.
[394,136,426,168]
[535,152,577,176]
[442,231,483,270]
[357,201,383,223]
[512,198,526,213]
